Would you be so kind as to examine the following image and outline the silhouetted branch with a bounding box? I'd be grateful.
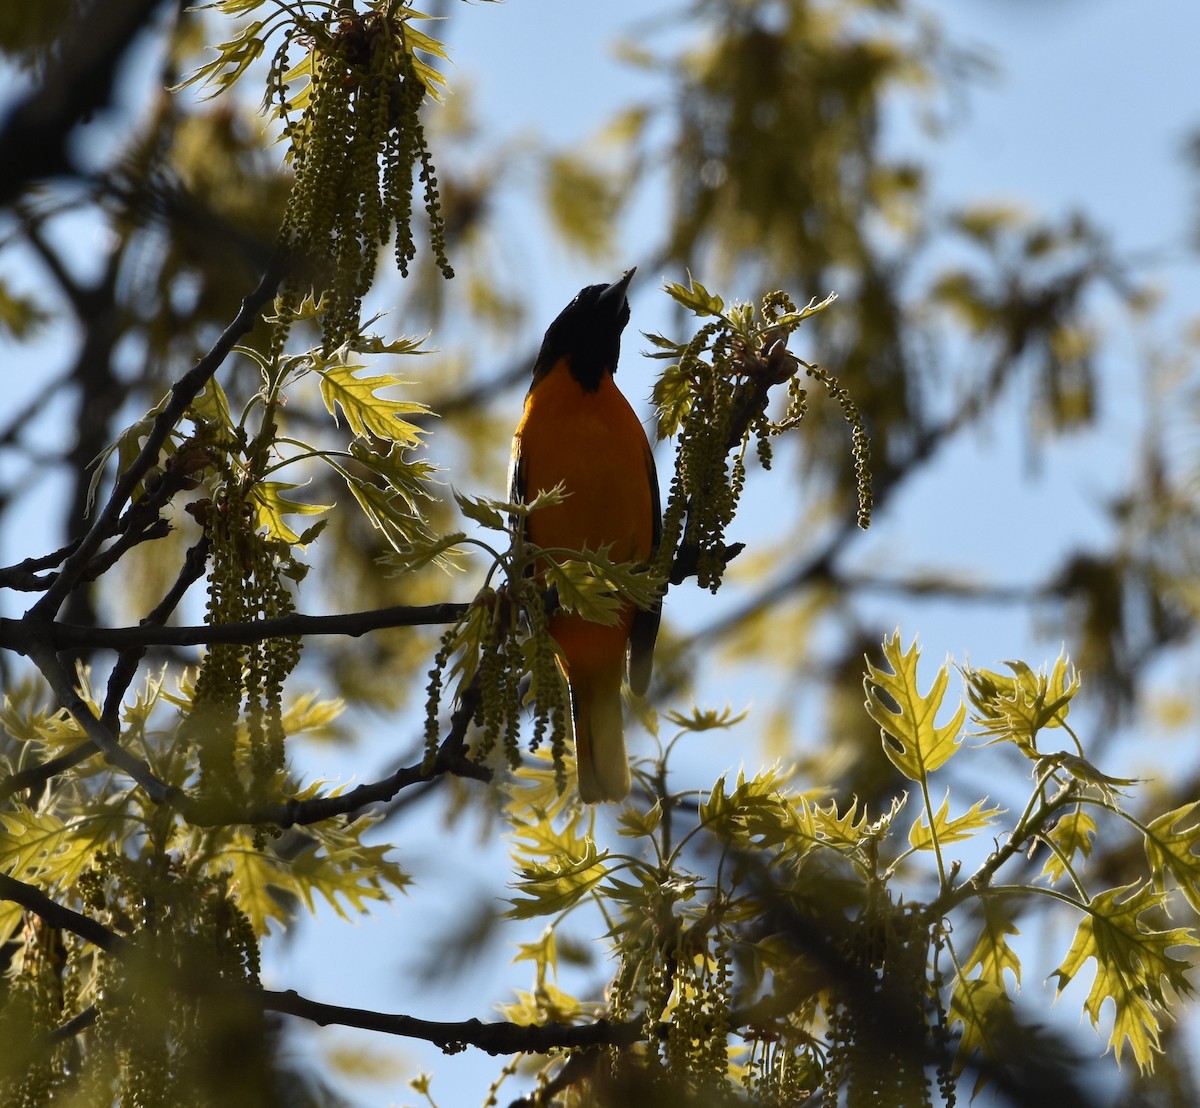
[0,601,473,656]
[29,258,285,621]
[259,989,640,1056]
[0,874,123,954]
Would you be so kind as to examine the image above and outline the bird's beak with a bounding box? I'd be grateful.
[598,267,636,312]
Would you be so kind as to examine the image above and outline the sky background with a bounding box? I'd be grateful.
[4,1,1200,1105]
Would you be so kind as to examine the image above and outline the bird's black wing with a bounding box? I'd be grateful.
[627,439,662,697]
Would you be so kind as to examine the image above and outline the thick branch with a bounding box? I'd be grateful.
[260,989,640,1056]
[0,601,472,656]
[0,873,124,954]
[0,869,639,1058]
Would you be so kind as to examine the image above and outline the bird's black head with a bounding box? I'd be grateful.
[531,268,635,392]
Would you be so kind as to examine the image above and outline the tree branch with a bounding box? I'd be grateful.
[29,258,285,621]
[0,601,472,656]
[259,989,640,1056]
[0,873,124,954]
[24,628,178,805]
[101,535,211,731]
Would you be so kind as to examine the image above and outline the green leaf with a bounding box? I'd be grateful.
[642,331,682,353]
[0,807,119,894]
[544,153,621,259]
[188,376,236,434]
[508,824,609,920]
[864,632,966,781]
[0,679,89,752]
[811,797,873,848]
[0,281,49,338]
[960,900,1022,991]
[453,489,508,532]
[249,481,331,545]
[381,528,468,576]
[1040,751,1137,801]
[542,558,625,628]
[347,441,438,508]
[225,816,411,937]
[964,653,1079,757]
[908,792,1001,851]
[664,275,725,318]
[1144,801,1200,913]
[1052,882,1199,1071]
[87,391,172,514]
[695,769,818,854]
[1042,807,1098,883]
[348,331,430,357]
[617,801,663,838]
[651,362,693,440]
[512,927,558,981]
[949,978,1015,1080]
[661,705,749,732]
[172,22,266,98]
[316,364,428,443]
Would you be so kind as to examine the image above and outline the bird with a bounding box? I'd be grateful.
[509,269,661,802]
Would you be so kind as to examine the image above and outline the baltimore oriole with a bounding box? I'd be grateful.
[510,269,661,802]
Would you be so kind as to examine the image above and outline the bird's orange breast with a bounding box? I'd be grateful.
[512,358,656,565]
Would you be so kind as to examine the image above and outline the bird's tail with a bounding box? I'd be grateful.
[570,666,630,803]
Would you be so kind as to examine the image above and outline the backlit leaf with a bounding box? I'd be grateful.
[964,653,1079,757]
[1052,882,1198,1071]
[1042,807,1098,884]
[909,792,1000,851]
[864,631,965,781]
[664,275,725,318]
[1143,801,1200,913]
[317,364,428,443]
[960,900,1022,991]
[250,481,330,545]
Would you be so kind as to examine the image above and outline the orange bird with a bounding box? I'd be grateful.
[510,269,661,802]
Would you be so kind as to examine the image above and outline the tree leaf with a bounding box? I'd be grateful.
[249,481,330,545]
[0,281,49,338]
[316,364,428,443]
[1042,807,1098,884]
[908,792,1001,851]
[453,489,508,532]
[225,818,411,937]
[964,653,1079,757]
[1051,882,1199,1071]
[664,274,725,318]
[507,820,609,920]
[188,376,236,434]
[863,631,966,781]
[960,900,1022,991]
[618,801,663,839]
[949,978,1016,1080]
[1143,801,1200,914]
[542,558,625,628]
